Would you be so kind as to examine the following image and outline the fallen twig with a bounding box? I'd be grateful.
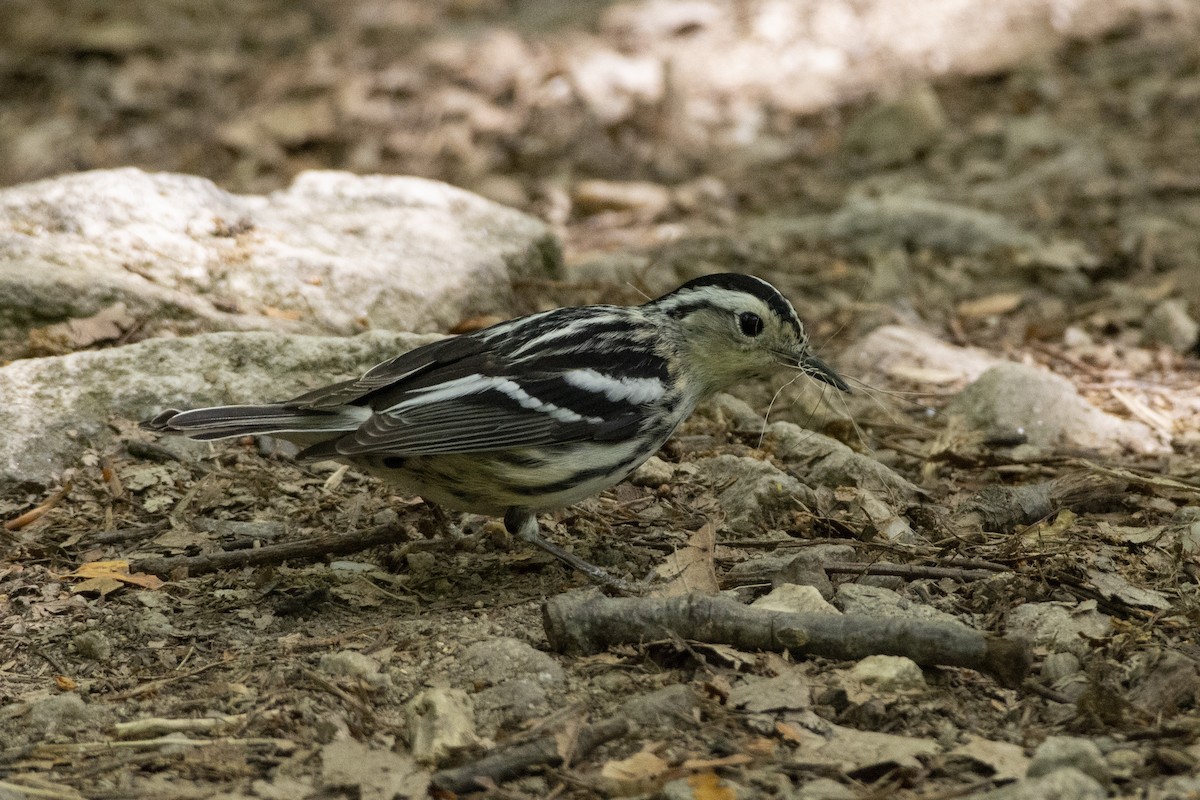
[129,523,411,577]
[430,716,630,794]
[543,591,1030,687]
[113,714,248,739]
[823,562,1003,582]
[4,482,73,532]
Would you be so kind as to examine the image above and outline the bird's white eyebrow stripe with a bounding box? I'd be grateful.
[561,369,664,404]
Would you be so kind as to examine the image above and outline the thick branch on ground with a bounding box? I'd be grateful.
[543,591,1030,688]
[430,717,630,794]
[129,523,411,577]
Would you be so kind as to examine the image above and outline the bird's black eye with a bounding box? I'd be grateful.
[737,312,764,337]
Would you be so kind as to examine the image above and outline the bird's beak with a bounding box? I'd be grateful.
[800,352,850,393]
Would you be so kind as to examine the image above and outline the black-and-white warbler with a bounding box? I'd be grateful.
[144,273,848,589]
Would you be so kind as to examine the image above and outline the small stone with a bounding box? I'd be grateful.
[136,609,177,638]
[1143,299,1199,352]
[618,684,697,727]
[72,630,112,662]
[472,174,529,209]
[849,655,926,692]
[795,777,858,800]
[29,693,89,735]
[833,583,963,627]
[707,393,765,432]
[405,550,437,574]
[1006,602,1112,658]
[728,670,812,713]
[752,584,840,615]
[692,454,816,533]
[844,84,947,167]
[572,179,672,221]
[471,678,549,730]
[406,687,480,765]
[1027,736,1110,786]
[461,638,564,687]
[1104,748,1143,780]
[1041,652,1081,683]
[963,768,1105,800]
[318,650,390,689]
[630,456,673,488]
[1062,326,1093,348]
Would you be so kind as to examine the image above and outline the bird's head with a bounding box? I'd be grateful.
[651,273,849,397]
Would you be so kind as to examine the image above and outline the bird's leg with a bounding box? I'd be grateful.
[504,508,635,595]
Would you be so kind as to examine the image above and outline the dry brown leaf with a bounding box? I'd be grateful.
[55,675,78,691]
[70,576,126,596]
[599,744,670,783]
[686,770,739,799]
[66,560,165,591]
[653,521,719,596]
[4,482,72,531]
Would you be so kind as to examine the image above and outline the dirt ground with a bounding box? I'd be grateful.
[2,1,1200,798]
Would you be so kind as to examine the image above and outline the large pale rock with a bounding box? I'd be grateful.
[0,168,559,340]
[946,362,1168,454]
[0,329,440,487]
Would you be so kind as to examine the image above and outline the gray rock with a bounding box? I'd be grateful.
[136,609,178,639]
[795,778,858,800]
[848,655,926,691]
[961,767,1105,800]
[692,454,816,533]
[0,329,438,488]
[1005,602,1112,658]
[842,325,1001,388]
[833,583,963,627]
[844,85,947,167]
[826,195,1096,272]
[1143,299,1199,352]
[29,693,90,736]
[0,168,558,339]
[765,422,919,499]
[72,630,112,662]
[630,455,674,488]
[752,584,840,615]
[471,678,550,730]
[946,362,1167,454]
[827,196,1039,256]
[729,670,812,713]
[406,687,479,765]
[461,637,564,687]
[1040,652,1081,683]
[1027,737,1109,786]
[618,684,697,728]
[1002,114,1067,162]
[1161,775,1200,798]
[318,651,390,689]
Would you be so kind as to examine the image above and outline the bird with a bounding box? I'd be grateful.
[143,272,848,590]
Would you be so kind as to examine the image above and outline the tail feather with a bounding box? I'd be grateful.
[142,404,368,442]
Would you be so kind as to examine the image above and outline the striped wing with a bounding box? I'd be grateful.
[295,307,671,458]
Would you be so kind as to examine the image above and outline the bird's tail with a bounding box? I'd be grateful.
[142,404,368,442]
